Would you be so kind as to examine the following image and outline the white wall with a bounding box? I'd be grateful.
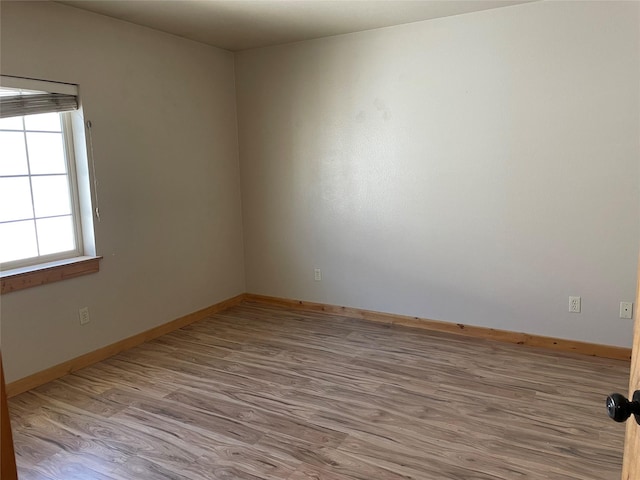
[236,1,640,347]
[0,1,245,382]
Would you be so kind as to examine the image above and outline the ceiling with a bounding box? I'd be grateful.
[56,0,536,52]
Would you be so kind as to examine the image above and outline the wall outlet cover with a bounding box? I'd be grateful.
[620,302,633,319]
[79,307,90,325]
[569,296,581,313]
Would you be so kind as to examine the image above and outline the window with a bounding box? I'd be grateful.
[0,76,96,275]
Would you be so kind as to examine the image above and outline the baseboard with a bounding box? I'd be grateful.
[7,291,630,397]
[244,293,632,361]
[6,293,246,398]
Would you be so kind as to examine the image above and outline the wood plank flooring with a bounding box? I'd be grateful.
[8,303,630,479]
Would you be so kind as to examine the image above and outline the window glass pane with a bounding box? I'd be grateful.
[0,116,24,130]
[24,112,62,132]
[36,215,75,255]
[31,175,72,218]
[26,132,66,174]
[0,177,33,222]
[0,131,28,176]
[0,220,38,263]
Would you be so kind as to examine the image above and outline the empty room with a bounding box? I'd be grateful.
[1,0,639,478]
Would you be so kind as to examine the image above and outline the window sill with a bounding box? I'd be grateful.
[0,256,102,294]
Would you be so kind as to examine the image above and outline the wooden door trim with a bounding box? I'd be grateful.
[621,252,640,478]
[1,352,18,480]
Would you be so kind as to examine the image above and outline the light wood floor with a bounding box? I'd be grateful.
[9,303,631,479]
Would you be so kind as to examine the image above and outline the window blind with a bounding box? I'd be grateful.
[0,75,79,119]
[0,93,78,119]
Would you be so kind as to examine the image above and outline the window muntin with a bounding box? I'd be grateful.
[0,104,83,268]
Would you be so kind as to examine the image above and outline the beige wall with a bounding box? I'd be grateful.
[0,1,245,382]
[1,1,638,385]
[236,1,640,347]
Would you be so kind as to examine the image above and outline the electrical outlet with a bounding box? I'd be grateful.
[620,302,633,319]
[314,268,322,281]
[569,296,581,313]
[79,307,90,325]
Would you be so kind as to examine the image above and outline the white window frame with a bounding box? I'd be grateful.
[0,76,96,273]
